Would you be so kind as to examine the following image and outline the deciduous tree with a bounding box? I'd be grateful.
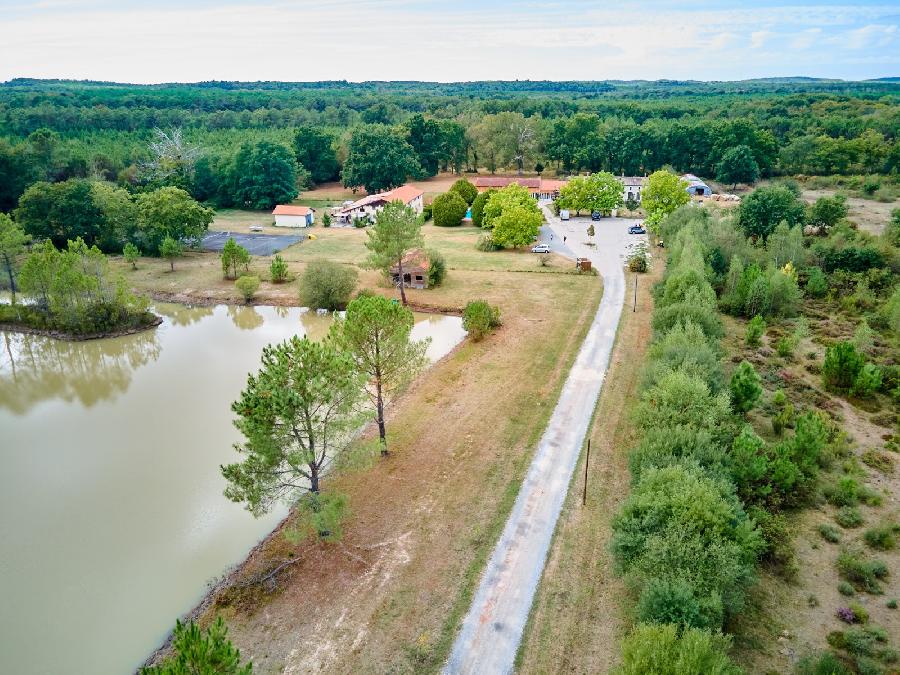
[715,145,760,189]
[221,238,251,280]
[135,187,214,254]
[293,125,339,184]
[738,186,805,240]
[159,235,183,271]
[642,170,690,231]
[232,141,299,209]
[0,213,29,303]
[342,125,421,193]
[432,191,468,227]
[557,172,623,215]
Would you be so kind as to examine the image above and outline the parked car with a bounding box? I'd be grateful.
[628,224,646,234]
[531,244,551,253]
[559,209,570,221]
[591,211,601,221]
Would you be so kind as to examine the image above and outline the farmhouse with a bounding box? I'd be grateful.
[390,249,431,290]
[335,184,424,225]
[272,205,314,227]
[619,176,646,203]
[471,177,566,201]
[683,173,712,197]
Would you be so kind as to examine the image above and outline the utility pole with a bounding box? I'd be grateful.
[582,438,590,506]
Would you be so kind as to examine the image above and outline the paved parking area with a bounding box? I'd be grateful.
[200,231,305,256]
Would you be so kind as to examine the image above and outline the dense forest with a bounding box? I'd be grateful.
[1,78,898,215]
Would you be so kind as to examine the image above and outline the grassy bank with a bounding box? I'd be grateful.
[516,261,664,674]
[138,224,606,672]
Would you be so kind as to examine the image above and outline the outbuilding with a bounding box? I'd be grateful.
[389,249,431,290]
[682,174,712,197]
[272,205,314,227]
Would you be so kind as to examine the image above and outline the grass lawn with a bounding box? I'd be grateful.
[516,261,664,674]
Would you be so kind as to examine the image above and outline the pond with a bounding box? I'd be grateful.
[0,302,466,675]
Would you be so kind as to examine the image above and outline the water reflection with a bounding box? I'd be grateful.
[154,303,214,327]
[227,305,265,331]
[0,329,162,414]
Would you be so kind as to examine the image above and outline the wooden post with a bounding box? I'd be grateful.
[582,438,590,506]
[633,275,638,312]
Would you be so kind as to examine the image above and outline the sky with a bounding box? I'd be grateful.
[1,0,898,83]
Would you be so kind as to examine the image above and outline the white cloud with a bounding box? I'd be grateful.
[790,27,822,50]
[750,30,774,49]
[844,23,897,49]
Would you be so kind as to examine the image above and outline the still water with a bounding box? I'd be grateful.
[0,303,465,675]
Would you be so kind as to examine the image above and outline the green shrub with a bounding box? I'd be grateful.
[805,267,829,297]
[629,426,726,482]
[730,360,763,414]
[634,369,733,437]
[425,248,446,287]
[795,651,853,675]
[234,275,260,303]
[653,302,724,341]
[843,625,888,657]
[837,549,889,593]
[848,602,869,624]
[462,300,501,341]
[838,581,856,596]
[746,315,766,346]
[861,450,894,475]
[864,525,897,551]
[645,320,724,393]
[298,259,358,310]
[635,577,715,630]
[823,341,865,391]
[617,624,741,675]
[432,191,468,227]
[123,241,141,269]
[629,248,649,273]
[470,189,493,228]
[448,178,478,205]
[836,507,864,529]
[269,254,289,283]
[475,234,499,252]
[221,237,251,280]
[140,616,251,674]
[612,465,762,629]
[824,477,863,507]
[819,523,841,543]
[776,336,795,357]
[887,599,897,609]
[851,364,882,398]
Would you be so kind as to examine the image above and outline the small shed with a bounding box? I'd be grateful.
[272,205,314,227]
[576,257,592,272]
[390,249,430,289]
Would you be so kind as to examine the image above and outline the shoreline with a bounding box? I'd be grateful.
[0,314,163,341]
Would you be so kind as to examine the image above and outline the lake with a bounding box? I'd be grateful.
[0,302,466,674]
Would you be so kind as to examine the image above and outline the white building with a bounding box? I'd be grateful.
[335,185,424,225]
[272,205,315,227]
[619,176,646,203]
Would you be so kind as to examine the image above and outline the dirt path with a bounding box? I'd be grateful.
[444,209,630,674]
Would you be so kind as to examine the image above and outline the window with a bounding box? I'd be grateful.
[415,275,423,281]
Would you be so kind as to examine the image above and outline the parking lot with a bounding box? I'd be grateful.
[200,231,305,256]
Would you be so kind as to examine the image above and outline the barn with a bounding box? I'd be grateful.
[682,174,712,197]
[272,205,315,227]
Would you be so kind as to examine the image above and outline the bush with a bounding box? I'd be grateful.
[805,266,829,297]
[432,191,468,227]
[824,477,864,507]
[221,238,251,280]
[425,248,446,287]
[645,321,724,393]
[861,450,894,474]
[475,234,499,252]
[629,248,649,272]
[612,465,762,629]
[269,254,289,283]
[819,523,841,543]
[449,178,478,205]
[617,624,741,675]
[838,581,856,596]
[730,361,763,414]
[422,204,433,222]
[123,241,140,269]
[836,507,864,529]
[823,341,865,391]
[851,364,882,398]
[629,426,727,482]
[634,369,733,437]
[864,525,897,551]
[635,577,712,630]
[140,616,251,674]
[837,549,889,593]
[234,275,260,303]
[795,651,853,675]
[843,625,888,657]
[471,189,493,228]
[653,302,723,341]
[887,599,898,609]
[745,315,766,346]
[462,300,501,341]
[298,259,358,310]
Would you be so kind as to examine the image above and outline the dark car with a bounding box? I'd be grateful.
[628,224,646,234]
[591,211,601,221]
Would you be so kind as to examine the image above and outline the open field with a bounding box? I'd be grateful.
[516,260,664,674]
[303,172,464,203]
[116,222,580,308]
[179,248,604,673]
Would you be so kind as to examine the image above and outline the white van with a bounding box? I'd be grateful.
[559,209,570,221]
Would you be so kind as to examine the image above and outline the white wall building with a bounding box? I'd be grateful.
[272,205,314,227]
[335,185,424,225]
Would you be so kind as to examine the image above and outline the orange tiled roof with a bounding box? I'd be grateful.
[272,205,311,216]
